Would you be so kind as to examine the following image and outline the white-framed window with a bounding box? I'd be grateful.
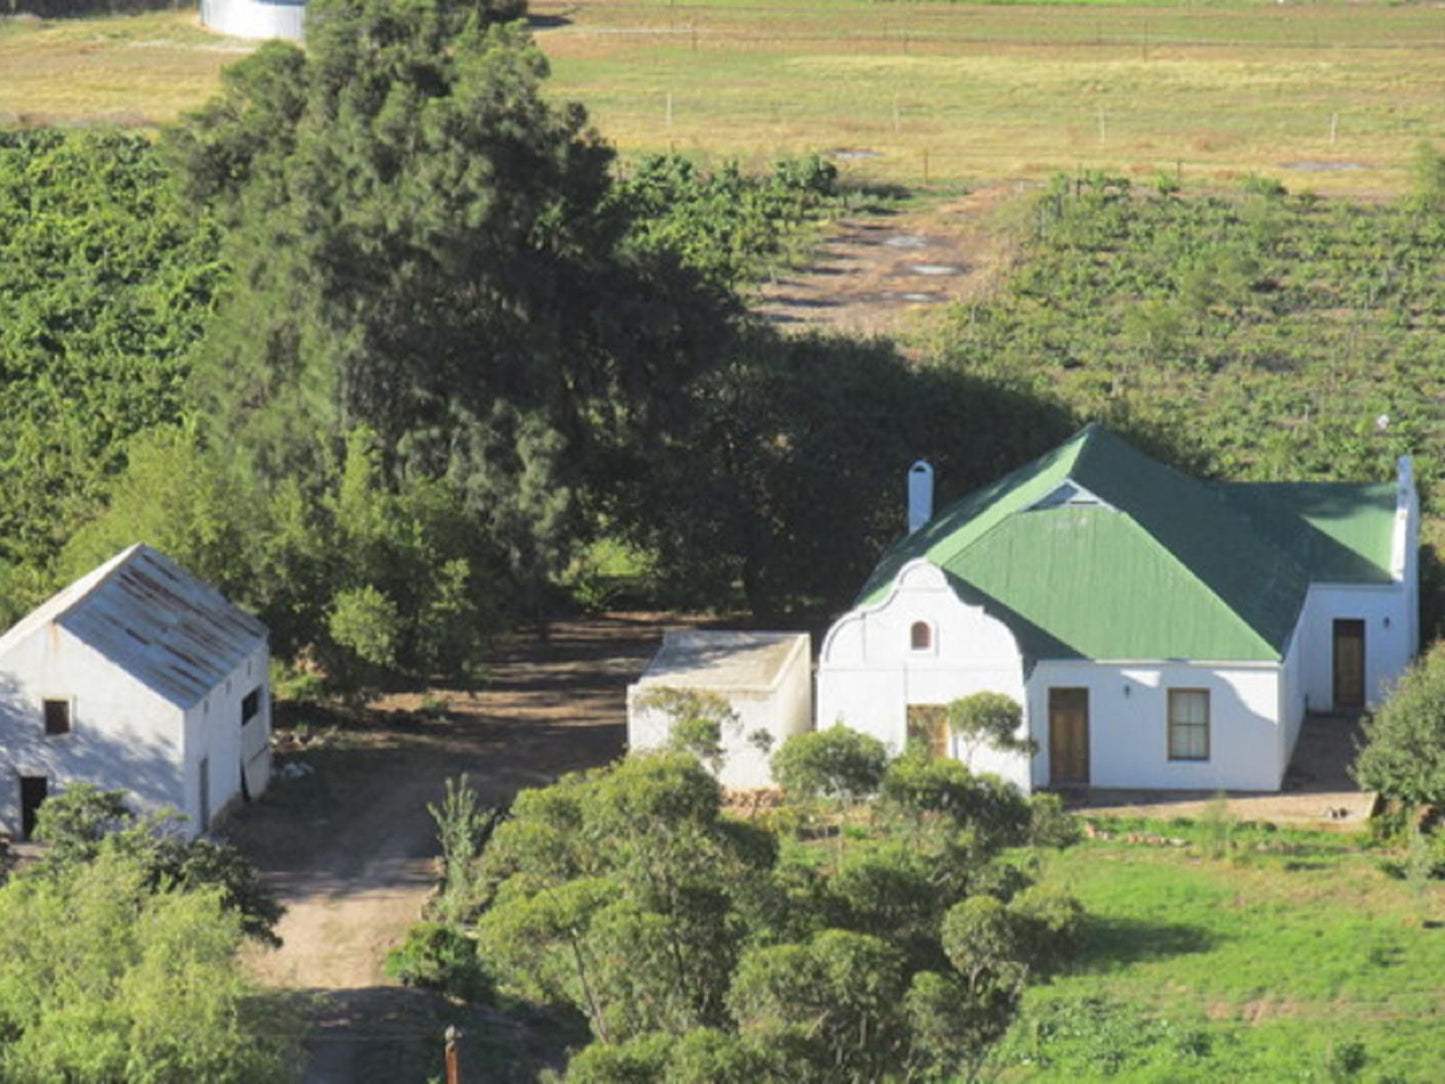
[910,621,934,652]
[1167,689,1210,761]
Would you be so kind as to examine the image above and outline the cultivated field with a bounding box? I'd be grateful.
[4,2,1445,191]
[534,0,1445,192]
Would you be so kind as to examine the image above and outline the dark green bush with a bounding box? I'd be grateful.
[384,922,494,1003]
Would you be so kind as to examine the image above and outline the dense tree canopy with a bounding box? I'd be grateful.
[430,738,1083,1081]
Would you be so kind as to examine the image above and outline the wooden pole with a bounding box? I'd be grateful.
[445,1026,461,1084]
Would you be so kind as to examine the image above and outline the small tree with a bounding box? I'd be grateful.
[947,692,1037,768]
[1353,643,1445,810]
[636,688,741,773]
[770,725,889,806]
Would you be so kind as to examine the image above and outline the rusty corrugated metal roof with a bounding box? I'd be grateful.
[0,544,266,708]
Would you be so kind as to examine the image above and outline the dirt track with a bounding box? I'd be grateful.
[226,616,672,1082]
[755,182,1025,339]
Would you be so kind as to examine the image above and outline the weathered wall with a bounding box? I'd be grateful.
[0,624,184,838]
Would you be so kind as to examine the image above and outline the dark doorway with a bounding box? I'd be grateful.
[20,776,48,840]
[1049,688,1089,786]
[1333,619,1366,711]
[198,757,210,833]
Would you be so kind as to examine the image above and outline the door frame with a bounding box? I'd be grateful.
[1049,687,1090,786]
[1332,618,1366,711]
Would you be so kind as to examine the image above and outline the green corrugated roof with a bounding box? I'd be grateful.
[1216,483,1396,584]
[857,424,1397,664]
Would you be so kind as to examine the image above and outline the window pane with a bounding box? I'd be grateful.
[1168,690,1209,760]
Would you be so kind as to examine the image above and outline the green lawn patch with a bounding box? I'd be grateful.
[1000,820,1445,1081]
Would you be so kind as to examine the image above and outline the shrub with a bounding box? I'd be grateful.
[1354,644,1445,809]
[1009,883,1085,973]
[770,725,888,804]
[384,922,494,1003]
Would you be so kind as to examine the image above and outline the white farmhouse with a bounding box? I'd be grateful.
[627,630,812,789]
[818,424,1420,793]
[0,545,272,841]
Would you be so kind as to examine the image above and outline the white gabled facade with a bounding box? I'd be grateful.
[0,545,271,841]
[816,453,1421,796]
[817,561,1032,792]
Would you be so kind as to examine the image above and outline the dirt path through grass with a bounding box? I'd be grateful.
[754,182,1023,339]
[226,615,672,1082]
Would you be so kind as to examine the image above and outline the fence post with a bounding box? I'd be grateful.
[445,1026,461,1084]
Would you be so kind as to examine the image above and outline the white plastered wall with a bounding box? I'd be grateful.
[626,635,812,790]
[0,624,184,838]
[181,642,272,836]
[816,560,1032,792]
[1296,584,1414,712]
[1027,660,1284,791]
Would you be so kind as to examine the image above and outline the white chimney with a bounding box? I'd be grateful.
[908,460,934,534]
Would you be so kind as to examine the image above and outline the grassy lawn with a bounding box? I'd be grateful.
[534,0,1445,193]
[0,10,251,127]
[1003,816,1445,1081]
[3,2,1445,193]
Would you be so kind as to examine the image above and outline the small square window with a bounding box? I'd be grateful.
[910,621,933,651]
[43,699,71,736]
[242,688,262,725]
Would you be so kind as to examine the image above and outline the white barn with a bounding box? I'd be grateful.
[0,545,272,841]
[627,630,812,789]
[818,425,1420,794]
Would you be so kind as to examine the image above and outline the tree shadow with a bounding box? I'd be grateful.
[1073,914,1219,973]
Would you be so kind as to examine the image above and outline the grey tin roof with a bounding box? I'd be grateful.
[0,544,267,708]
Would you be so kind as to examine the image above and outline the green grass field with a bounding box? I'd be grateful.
[1004,817,1445,1080]
[3,1,1445,191]
[534,0,1445,192]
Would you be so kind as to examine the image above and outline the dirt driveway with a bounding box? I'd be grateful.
[224,615,673,1082]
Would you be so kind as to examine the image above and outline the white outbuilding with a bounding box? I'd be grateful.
[627,630,812,789]
[818,424,1420,794]
[0,544,272,841]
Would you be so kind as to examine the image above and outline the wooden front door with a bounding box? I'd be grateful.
[1333,619,1366,711]
[20,776,47,840]
[1049,688,1089,786]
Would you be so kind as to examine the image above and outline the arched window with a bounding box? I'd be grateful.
[910,621,932,651]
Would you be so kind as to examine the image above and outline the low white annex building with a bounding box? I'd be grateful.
[817,425,1420,794]
[0,545,272,841]
[627,630,812,789]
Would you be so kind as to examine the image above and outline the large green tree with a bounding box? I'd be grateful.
[166,0,729,621]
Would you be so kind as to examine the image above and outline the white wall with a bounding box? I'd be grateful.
[0,626,184,838]
[1279,625,1305,765]
[817,560,1032,791]
[626,636,813,790]
[1027,660,1284,791]
[1296,584,1413,712]
[182,642,272,834]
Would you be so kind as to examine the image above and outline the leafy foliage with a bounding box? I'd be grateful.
[0,840,299,1081]
[0,129,224,624]
[421,747,1083,1080]
[770,724,889,805]
[1354,642,1445,808]
[635,688,742,772]
[934,171,1439,512]
[32,784,285,946]
[947,692,1037,767]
